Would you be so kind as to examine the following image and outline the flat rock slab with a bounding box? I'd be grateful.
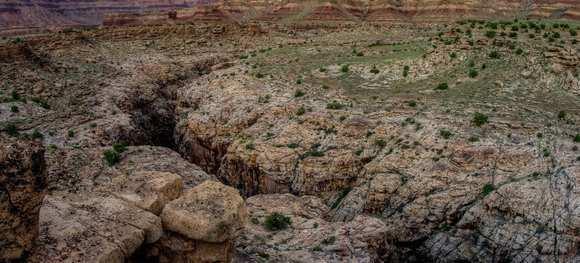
[29,195,162,263]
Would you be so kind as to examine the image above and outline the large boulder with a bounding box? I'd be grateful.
[161,180,247,243]
[0,137,47,261]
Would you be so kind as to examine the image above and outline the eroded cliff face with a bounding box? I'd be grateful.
[1,0,579,30]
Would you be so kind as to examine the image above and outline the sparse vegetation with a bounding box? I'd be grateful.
[435,83,449,90]
[439,129,453,139]
[472,112,489,127]
[481,183,494,196]
[264,213,292,231]
[103,149,120,166]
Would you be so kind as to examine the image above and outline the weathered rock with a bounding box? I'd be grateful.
[29,195,162,263]
[0,136,46,261]
[236,194,389,262]
[134,231,235,263]
[161,180,247,243]
[113,171,183,215]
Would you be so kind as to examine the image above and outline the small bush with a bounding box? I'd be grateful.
[10,90,20,101]
[319,67,327,72]
[557,111,566,120]
[488,50,500,59]
[31,129,43,140]
[485,30,497,38]
[515,48,523,55]
[67,130,75,138]
[255,73,265,79]
[472,112,489,127]
[435,83,449,90]
[570,29,577,36]
[468,68,478,78]
[439,129,453,139]
[294,90,305,98]
[403,65,410,77]
[370,65,380,74]
[340,64,350,73]
[481,183,494,196]
[509,32,518,38]
[450,52,457,59]
[103,149,120,166]
[264,213,291,231]
[574,134,580,143]
[375,139,387,148]
[5,124,18,137]
[407,100,417,107]
[10,105,18,113]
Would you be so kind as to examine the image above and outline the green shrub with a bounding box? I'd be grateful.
[67,130,75,138]
[481,183,494,196]
[574,134,580,143]
[4,124,18,137]
[294,90,305,98]
[370,65,380,74]
[403,65,410,77]
[407,100,417,107]
[10,105,18,113]
[435,83,449,90]
[255,73,265,78]
[468,68,478,78]
[103,149,120,166]
[264,213,292,231]
[340,64,350,73]
[488,50,500,59]
[509,32,518,38]
[558,111,566,120]
[10,90,20,101]
[468,136,480,142]
[570,29,577,36]
[515,48,524,55]
[296,106,306,116]
[296,78,303,84]
[450,52,457,59]
[375,139,386,148]
[485,30,496,38]
[439,129,453,139]
[472,112,489,127]
[31,129,43,140]
[319,67,327,72]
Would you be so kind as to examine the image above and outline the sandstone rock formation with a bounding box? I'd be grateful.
[139,180,247,263]
[0,136,47,261]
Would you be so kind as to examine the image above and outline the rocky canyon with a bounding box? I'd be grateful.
[1,1,580,263]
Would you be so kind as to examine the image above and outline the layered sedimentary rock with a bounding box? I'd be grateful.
[0,136,47,261]
[1,0,579,30]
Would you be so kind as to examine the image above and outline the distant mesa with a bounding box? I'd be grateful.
[0,0,578,31]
